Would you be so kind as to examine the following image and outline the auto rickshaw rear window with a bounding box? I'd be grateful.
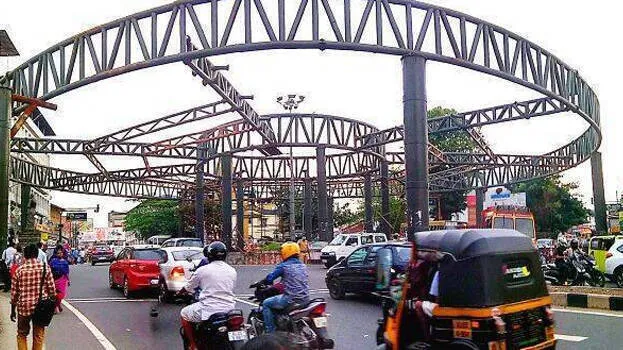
[502,259,533,286]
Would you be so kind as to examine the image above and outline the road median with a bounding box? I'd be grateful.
[549,285,623,311]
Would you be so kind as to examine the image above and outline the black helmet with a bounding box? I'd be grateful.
[204,241,227,262]
[570,238,579,250]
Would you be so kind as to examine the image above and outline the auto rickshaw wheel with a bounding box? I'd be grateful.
[448,339,479,350]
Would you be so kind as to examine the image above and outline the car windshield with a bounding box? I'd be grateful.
[492,216,514,229]
[178,239,203,247]
[134,249,166,261]
[515,218,535,238]
[172,250,203,261]
[95,246,109,251]
[537,239,553,248]
[329,235,348,246]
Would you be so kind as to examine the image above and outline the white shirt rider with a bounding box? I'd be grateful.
[2,246,17,267]
[180,260,237,322]
[422,271,439,317]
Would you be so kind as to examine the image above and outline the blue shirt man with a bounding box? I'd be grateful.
[262,242,309,333]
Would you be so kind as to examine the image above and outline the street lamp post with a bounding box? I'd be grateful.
[276,94,305,241]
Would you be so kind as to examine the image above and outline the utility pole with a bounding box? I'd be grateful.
[0,85,10,251]
[276,94,305,240]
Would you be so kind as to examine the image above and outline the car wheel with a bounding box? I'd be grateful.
[109,272,116,289]
[123,276,132,298]
[328,278,345,300]
[615,267,623,288]
[323,262,333,269]
[594,271,606,288]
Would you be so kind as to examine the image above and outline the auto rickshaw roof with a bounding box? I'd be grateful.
[415,229,535,260]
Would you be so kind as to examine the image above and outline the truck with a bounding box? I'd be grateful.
[482,205,536,240]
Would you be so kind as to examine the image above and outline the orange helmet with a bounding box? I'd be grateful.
[280,242,300,260]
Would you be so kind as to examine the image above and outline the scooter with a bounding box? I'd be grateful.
[576,253,606,287]
[247,281,334,349]
[179,308,248,350]
[542,256,591,286]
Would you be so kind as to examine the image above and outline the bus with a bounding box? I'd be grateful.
[482,205,536,240]
[146,235,171,246]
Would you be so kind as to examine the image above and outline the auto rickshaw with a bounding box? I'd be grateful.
[376,229,556,350]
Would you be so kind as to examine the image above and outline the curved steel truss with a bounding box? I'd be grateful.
[3,0,600,202]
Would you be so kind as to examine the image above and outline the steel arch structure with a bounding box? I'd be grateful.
[1,0,601,242]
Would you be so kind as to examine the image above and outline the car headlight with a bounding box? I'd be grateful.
[328,252,336,255]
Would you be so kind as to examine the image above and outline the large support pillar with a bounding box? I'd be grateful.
[20,184,37,246]
[195,144,206,241]
[0,86,10,251]
[236,179,245,250]
[304,177,313,239]
[591,152,607,233]
[476,187,485,228]
[380,161,391,235]
[316,147,329,241]
[221,154,232,249]
[364,174,373,232]
[402,55,429,241]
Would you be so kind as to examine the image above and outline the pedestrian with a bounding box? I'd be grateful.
[79,248,86,264]
[36,243,47,265]
[49,246,70,313]
[10,244,56,350]
[1,241,17,292]
[297,237,310,264]
[10,245,24,280]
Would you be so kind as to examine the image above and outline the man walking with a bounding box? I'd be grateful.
[10,244,56,350]
[2,241,17,292]
[36,242,47,265]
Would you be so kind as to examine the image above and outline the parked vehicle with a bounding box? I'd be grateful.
[325,242,411,299]
[180,308,248,350]
[537,239,556,264]
[109,247,165,298]
[542,251,592,286]
[146,235,172,246]
[247,281,334,349]
[320,233,388,268]
[90,245,115,265]
[157,247,203,302]
[377,229,556,350]
[577,253,606,287]
[605,239,623,287]
[160,238,203,248]
[589,235,623,273]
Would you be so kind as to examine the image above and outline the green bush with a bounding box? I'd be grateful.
[260,242,281,251]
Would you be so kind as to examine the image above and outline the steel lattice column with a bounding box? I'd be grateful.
[236,179,245,251]
[221,154,232,249]
[591,152,607,233]
[317,147,329,241]
[402,55,430,240]
[304,177,313,239]
[0,86,10,251]
[195,144,206,241]
[380,161,390,235]
[328,197,334,237]
[364,174,373,232]
[476,187,485,228]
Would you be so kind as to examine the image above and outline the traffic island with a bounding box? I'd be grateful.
[548,286,623,311]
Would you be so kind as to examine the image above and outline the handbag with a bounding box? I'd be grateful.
[32,264,56,327]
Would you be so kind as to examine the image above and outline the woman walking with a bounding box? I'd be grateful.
[49,245,70,313]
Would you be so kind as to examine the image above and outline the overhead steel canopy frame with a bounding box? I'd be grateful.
[1,0,600,201]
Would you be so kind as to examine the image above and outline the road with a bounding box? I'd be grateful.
[42,263,623,350]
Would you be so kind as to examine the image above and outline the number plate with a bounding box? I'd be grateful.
[313,317,328,328]
[228,330,248,341]
[149,279,159,285]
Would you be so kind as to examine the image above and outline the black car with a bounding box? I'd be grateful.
[89,245,116,265]
[325,242,411,299]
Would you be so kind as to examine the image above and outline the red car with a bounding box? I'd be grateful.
[109,246,164,298]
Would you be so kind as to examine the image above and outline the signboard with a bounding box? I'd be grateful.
[466,194,477,227]
[483,187,526,208]
[40,232,48,242]
[67,212,87,220]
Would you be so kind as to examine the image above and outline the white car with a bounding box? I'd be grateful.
[158,247,204,302]
[320,233,388,268]
[605,240,623,287]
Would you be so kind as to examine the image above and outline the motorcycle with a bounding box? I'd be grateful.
[247,281,334,349]
[180,309,248,350]
[542,254,592,286]
[576,253,606,287]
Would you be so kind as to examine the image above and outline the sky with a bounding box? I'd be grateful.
[1,0,621,227]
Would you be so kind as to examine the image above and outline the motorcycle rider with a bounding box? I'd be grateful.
[554,236,570,285]
[262,242,309,333]
[177,241,237,350]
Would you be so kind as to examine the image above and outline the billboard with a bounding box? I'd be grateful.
[483,187,526,208]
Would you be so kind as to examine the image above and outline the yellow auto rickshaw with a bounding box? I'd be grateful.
[376,229,556,350]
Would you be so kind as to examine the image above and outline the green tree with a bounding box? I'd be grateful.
[356,183,407,234]
[125,200,180,240]
[427,106,477,219]
[512,175,590,234]
[333,202,359,227]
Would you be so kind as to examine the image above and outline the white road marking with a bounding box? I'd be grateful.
[553,307,623,318]
[555,334,588,342]
[69,299,153,303]
[62,300,117,350]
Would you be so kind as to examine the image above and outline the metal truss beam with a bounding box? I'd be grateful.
[183,37,279,154]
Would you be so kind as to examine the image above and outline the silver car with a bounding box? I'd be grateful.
[158,247,203,302]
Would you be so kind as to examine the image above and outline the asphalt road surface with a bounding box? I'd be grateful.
[42,263,623,350]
